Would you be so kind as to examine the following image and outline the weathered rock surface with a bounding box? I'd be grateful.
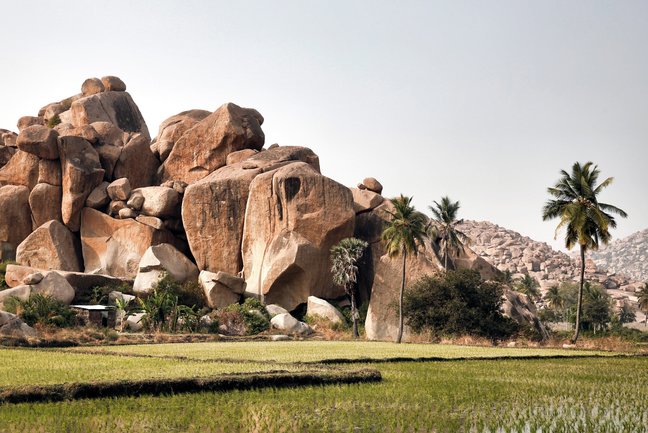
[270,313,312,336]
[16,125,59,159]
[132,243,198,294]
[69,91,150,139]
[360,177,383,194]
[107,178,131,201]
[160,103,265,184]
[502,289,549,338]
[0,145,16,168]
[0,185,32,260]
[113,134,159,189]
[153,109,211,163]
[199,270,244,308]
[134,186,180,218]
[29,183,62,229]
[266,304,289,317]
[80,208,176,278]
[364,240,442,342]
[85,182,110,209]
[588,228,648,283]
[38,159,62,186]
[0,150,40,189]
[306,296,345,323]
[17,116,44,131]
[351,188,384,213]
[242,162,355,310]
[58,136,105,231]
[81,78,105,96]
[0,272,75,307]
[101,76,127,92]
[182,146,320,274]
[0,311,37,337]
[226,149,258,165]
[16,220,81,272]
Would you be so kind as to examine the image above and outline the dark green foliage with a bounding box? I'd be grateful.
[46,114,61,128]
[403,270,518,341]
[137,274,203,333]
[544,281,614,332]
[514,274,540,300]
[4,294,76,328]
[428,196,470,270]
[223,298,270,335]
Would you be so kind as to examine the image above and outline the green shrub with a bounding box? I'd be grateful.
[46,114,61,128]
[4,294,76,328]
[223,298,270,335]
[403,270,518,341]
[0,260,16,289]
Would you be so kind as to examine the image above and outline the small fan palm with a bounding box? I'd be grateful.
[428,196,470,270]
[331,237,369,338]
[515,274,541,300]
[542,162,627,343]
[381,195,428,343]
[544,285,564,311]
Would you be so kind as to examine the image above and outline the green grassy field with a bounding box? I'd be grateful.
[1,342,646,433]
[68,340,613,362]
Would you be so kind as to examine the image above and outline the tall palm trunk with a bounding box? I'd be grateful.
[572,245,586,343]
[396,248,407,344]
[350,290,359,339]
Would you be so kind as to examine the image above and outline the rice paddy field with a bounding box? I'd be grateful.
[1,341,647,433]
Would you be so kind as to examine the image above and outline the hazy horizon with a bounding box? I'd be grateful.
[1,1,646,252]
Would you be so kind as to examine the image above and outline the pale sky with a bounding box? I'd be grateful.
[1,1,646,251]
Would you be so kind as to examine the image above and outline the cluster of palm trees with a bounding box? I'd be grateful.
[331,195,470,343]
[331,160,630,345]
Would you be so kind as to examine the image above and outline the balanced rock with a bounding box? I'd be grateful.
[113,134,158,188]
[0,185,32,260]
[270,313,312,336]
[69,91,150,139]
[58,136,105,231]
[306,296,346,324]
[361,177,383,194]
[242,162,355,310]
[351,188,384,213]
[81,77,105,96]
[16,125,59,159]
[183,146,321,274]
[80,208,176,278]
[199,270,244,308]
[101,76,127,92]
[132,243,199,294]
[29,184,63,229]
[160,103,265,184]
[16,220,81,272]
[0,150,40,189]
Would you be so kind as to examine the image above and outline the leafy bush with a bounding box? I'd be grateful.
[544,281,613,332]
[223,298,270,335]
[4,294,76,328]
[46,114,61,128]
[0,260,16,289]
[403,270,518,341]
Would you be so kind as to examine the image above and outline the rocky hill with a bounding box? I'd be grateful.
[457,220,637,292]
[588,228,648,283]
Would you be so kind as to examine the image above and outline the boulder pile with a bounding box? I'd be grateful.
[0,76,542,341]
[588,228,648,283]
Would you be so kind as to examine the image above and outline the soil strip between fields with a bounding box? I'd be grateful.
[0,369,382,405]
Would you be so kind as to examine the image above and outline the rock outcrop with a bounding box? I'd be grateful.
[80,208,177,278]
[0,185,32,260]
[160,103,265,184]
[132,243,198,294]
[242,162,355,310]
[588,228,648,283]
[0,311,37,338]
[16,220,81,272]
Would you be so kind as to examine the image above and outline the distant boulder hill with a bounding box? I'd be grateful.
[0,76,643,340]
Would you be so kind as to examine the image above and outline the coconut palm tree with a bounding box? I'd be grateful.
[515,274,541,301]
[542,162,627,343]
[428,196,470,270]
[544,285,564,314]
[330,237,369,338]
[637,283,648,326]
[381,195,428,343]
